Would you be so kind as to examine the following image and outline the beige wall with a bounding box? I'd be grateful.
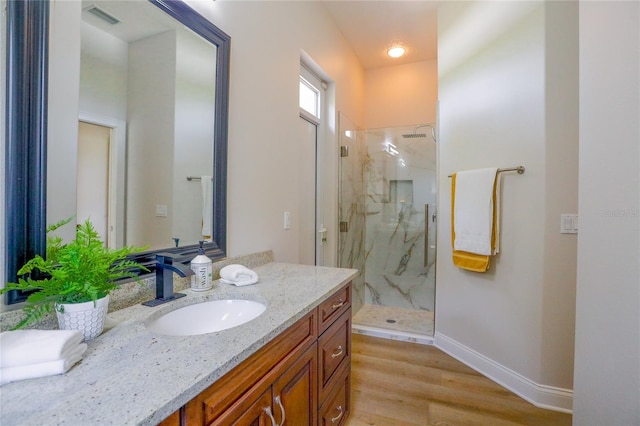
[364,60,438,129]
[187,0,365,264]
[435,0,577,411]
[541,1,578,389]
[47,0,82,242]
[574,1,640,424]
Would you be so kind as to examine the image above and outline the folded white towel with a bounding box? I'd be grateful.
[453,168,500,255]
[0,343,87,385]
[0,329,84,368]
[219,264,259,286]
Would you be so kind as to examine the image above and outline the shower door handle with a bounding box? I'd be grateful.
[424,204,429,267]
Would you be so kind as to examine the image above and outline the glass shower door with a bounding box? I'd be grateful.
[340,122,437,339]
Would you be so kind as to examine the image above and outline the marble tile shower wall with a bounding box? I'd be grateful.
[363,131,436,313]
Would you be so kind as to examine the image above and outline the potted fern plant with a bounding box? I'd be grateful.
[1,218,148,340]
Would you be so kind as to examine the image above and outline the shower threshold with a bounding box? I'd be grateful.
[352,304,434,346]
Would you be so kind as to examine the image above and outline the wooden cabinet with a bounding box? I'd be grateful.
[318,364,350,426]
[318,309,351,402]
[164,282,351,426]
[317,285,351,425]
[273,343,318,425]
[212,343,317,426]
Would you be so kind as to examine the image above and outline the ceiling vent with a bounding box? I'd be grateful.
[84,5,120,25]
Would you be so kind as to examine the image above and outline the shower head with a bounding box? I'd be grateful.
[402,124,437,142]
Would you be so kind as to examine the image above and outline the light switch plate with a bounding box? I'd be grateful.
[560,214,578,234]
[155,204,168,217]
[284,211,291,230]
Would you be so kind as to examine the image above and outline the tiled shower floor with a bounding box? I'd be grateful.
[352,304,434,344]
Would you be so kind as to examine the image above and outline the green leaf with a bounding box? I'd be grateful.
[1,217,148,329]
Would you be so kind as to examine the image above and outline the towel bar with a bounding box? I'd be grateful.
[186,176,214,181]
[448,166,525,178]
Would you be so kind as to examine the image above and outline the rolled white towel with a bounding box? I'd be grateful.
[0,330,84,368]
[0,343,87,385]
[219,264,259,286]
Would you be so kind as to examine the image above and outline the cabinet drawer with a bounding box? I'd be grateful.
[318,366,350,426]
[318,283,351,334]
[318,308,351,401]
[185,310,317,424]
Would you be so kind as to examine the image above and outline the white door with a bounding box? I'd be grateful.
[299,117,319,265]
[299,64,325,266]
[77,121,110,245]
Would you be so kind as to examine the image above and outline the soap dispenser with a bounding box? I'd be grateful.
[190,241,212,291]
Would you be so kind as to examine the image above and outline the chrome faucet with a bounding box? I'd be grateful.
[142,253,194,307]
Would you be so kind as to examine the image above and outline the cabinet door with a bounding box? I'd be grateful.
[318,368,350,426]
[211,387,274,426]
[272,343,318,426]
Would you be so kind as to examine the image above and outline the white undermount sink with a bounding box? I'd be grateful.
[146,299,267,336]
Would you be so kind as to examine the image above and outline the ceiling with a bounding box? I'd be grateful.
[321,1,439,70]
[81,1,178,42]
[83,1,439,70]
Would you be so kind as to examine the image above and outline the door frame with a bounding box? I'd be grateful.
[78,113,126,248]
[299,64,326,266]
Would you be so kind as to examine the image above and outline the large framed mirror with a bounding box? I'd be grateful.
[4,0,230,304]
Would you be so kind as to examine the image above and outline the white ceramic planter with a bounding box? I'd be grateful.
[56,295,110,341]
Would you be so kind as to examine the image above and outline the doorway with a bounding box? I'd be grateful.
[76,115,126,249]
[77,121,111,246]
[299,63,326,266]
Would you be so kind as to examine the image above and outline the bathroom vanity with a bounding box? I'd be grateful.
[162,283,352,425]
[0,263,357,426]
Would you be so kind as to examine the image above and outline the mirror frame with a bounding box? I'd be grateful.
[4,0,230,304]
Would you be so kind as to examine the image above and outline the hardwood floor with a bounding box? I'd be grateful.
[346,334,572,426]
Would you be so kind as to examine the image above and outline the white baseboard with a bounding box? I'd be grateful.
[434,332,573,413]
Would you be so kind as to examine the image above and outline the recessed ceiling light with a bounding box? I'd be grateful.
[387,46,406,58]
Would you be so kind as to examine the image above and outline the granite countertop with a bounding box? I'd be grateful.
[0,262,357,425]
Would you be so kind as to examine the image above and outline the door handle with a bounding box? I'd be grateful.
[331,345,344,359]
[331,299,345,309]
[264,406,277,426]
[275,395,286,426]
[331,405,344,423]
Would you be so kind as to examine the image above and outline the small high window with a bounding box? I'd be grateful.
[299,66,321,120]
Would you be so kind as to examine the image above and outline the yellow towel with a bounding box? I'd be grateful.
[451,173,498,272]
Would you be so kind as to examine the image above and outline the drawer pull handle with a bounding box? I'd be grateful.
[275,395,286,426]
[264,406,277,426]
[331,405,344,423]
[331,345,344,358]
[331,299,345,309]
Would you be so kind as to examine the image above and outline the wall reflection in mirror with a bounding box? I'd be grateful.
[54,1,216,250]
